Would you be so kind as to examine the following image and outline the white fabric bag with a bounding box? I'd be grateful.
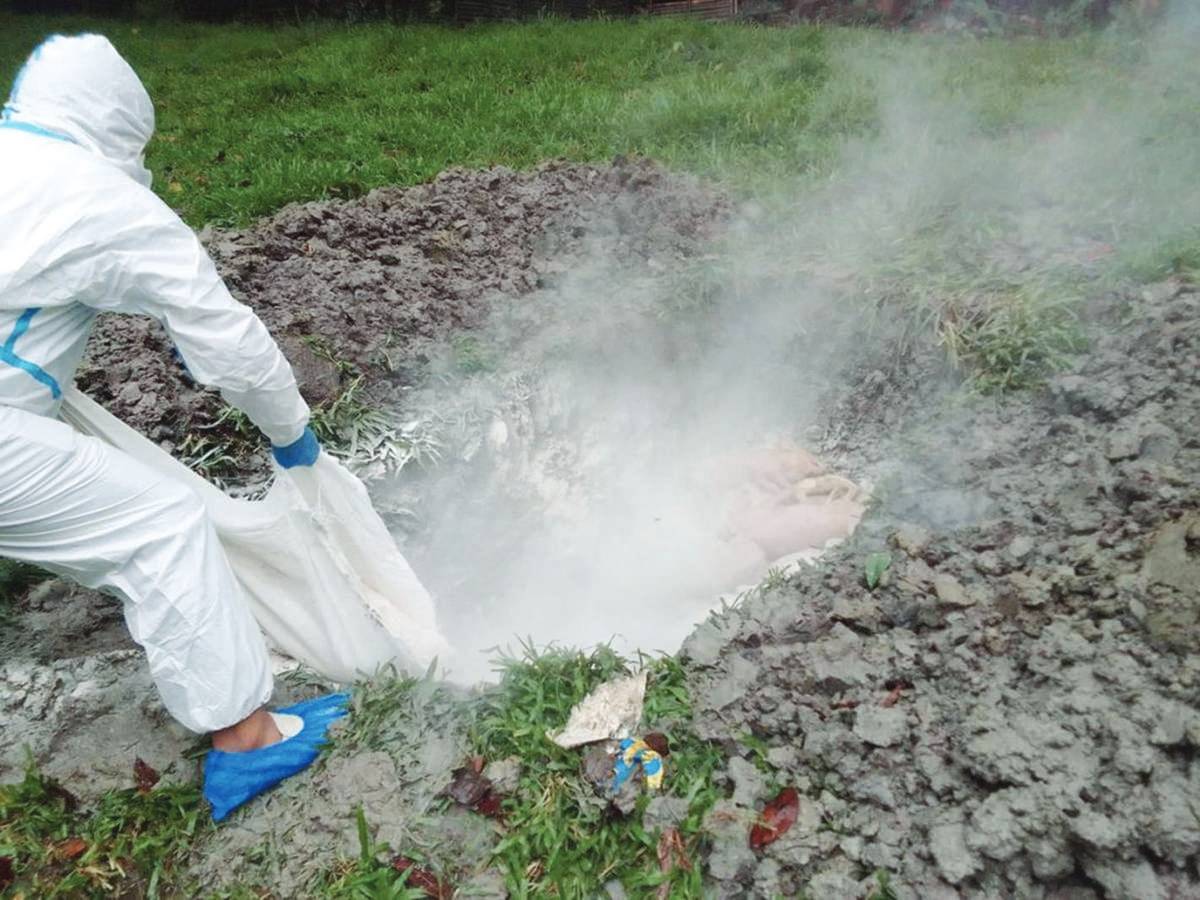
[59,385,451,683]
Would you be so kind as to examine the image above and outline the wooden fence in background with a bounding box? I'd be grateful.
[639,0,737,17]
[452,0,737,22]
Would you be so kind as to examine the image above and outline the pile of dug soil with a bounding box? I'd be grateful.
[76,158,727,457]
[686,278,1200,899]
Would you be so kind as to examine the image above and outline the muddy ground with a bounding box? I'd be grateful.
[1,161,1198,898]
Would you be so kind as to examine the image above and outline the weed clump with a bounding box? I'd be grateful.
[0,764,204,897]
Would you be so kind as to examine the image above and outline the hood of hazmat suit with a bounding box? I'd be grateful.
[0,33,309,443]
[3,33,154,187]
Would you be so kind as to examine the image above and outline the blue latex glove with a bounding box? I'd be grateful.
[272,426,320,468]
[203,692,350,822]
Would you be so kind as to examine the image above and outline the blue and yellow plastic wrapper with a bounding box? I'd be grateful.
[611,737,664,792]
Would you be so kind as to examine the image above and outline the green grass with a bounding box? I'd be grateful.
[466,646,724,897]
[868,869,901,900]
[0,15,1109,228]
[0,561,45,598]
[0,764,205,897]
[306,806,431,900]
[0,15,844,227]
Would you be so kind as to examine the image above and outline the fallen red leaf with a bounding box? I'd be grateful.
[880,686,905,708]
[0,856,13,889]
[831,699,859,711]
[749,787,800,850]
[391,856,452,899]
[57,837,88,860]
[134,758,160,794]
[473,789,506,821]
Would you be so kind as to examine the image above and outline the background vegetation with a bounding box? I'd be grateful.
[0,15,1106,227]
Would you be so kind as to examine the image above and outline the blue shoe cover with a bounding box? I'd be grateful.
[204,692,350,822]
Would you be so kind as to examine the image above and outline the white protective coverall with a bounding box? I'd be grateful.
[0,34,310,733]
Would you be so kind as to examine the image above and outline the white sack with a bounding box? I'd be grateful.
[59,385,451,683]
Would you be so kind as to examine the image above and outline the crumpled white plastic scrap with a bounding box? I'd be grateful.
[547,670,648,748]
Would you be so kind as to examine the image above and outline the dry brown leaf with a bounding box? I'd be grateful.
[655,827,692,898]
[134,758,160,794]
[57,838,88,861]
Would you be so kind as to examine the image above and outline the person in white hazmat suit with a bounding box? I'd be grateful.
[0,33,347,820]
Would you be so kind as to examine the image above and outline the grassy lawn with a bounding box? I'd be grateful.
[0,14,1109,228]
